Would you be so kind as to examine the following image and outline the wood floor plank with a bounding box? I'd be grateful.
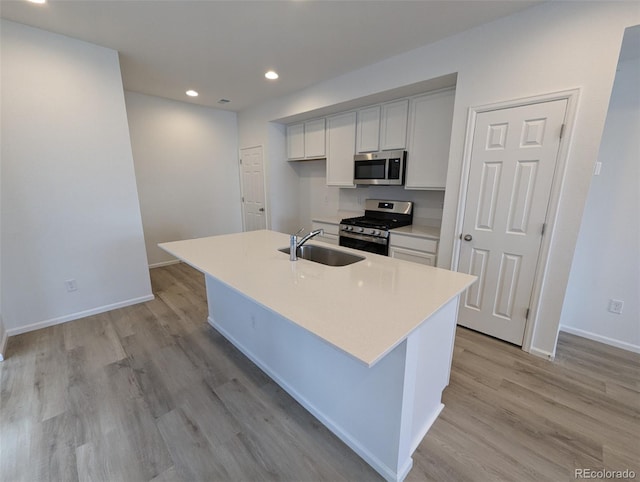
[0,330,40,424]
[0,418,36,482]
[1,262,638,482]
[443,378,603,472]
[149,466,181,482]
[32,411,79,482]
[156,408,233,482]
[62,313,126,373]
[257,381,379,481]
[33,325,68,422]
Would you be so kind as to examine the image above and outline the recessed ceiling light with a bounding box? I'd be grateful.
[26,0,47,4]
[186,90,198,97]
[265,71,279,80]
[217,99,231,104]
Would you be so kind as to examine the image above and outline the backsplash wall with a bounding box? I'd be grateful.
[294,160,445,230]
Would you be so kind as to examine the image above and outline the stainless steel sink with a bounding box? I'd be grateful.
[279,245,364,267]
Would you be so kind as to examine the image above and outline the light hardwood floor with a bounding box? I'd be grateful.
[1,263,638,481]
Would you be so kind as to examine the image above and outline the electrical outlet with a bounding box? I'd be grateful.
[608,299,624,314]
[593,162,602,176]
[65,279,78,292]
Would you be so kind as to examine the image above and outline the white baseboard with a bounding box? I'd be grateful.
[528,346,555,360]
[560,325,640,354]
[6,294,155,337]
[149,259,180,269]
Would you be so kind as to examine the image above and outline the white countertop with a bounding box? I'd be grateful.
[160,230,475,367]
[391,224,441,240]
[312,215,441,240]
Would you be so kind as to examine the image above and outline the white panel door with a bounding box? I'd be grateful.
[240,146,266,231]
[457,99,567,345]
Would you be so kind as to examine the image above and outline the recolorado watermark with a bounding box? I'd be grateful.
[575,468,636,479]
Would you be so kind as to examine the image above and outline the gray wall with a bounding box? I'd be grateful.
[560,47,640,352]
[124,91,242,267]
[1,20,152,334]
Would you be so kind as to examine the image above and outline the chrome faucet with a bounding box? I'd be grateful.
[289,228,324,261]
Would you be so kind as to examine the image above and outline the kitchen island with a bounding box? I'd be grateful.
[160,230,475,481]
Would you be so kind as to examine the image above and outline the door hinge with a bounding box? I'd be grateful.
[239,158,242,164]
[559,123,566,139]
[525,308,530,320]
[541,223,546,236]
[241,196,245,202]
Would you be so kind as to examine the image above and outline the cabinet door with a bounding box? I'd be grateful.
[389,246,436,266]
[287,123,305,160]
[405,89,455,189]
[380,99,408,150]
[356,105,380,153]
[312,222,340,245]
[304,118,326,158]
[326,111,356,187]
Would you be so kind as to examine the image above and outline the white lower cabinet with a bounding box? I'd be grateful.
[312,221,339,245]
[389,233,438,266]
[389,246,436,266]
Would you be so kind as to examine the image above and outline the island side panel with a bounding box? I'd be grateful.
[405,297,459,454]
[205,274,410,481]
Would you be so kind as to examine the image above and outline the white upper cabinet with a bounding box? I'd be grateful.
[356,106,380,153]
[405,89,455,190]
[286,118,326,160]
[304,118,326,158]
[287,123,305,160]
[357,100,408,153]
[326,111,357,187]
[380,99,409,151]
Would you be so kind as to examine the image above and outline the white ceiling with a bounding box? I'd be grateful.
[0,0,543,112]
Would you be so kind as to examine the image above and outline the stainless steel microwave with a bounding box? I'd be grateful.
[353,150,407,186]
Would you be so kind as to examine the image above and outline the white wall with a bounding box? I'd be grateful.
[0,62,4,357]
[560,53,640,353]
[124,92,242,267]
[293,159,445,230]
[238,2,640,357]
[0,20,153,335]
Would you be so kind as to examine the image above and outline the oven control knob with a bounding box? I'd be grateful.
[358,227,364,233]
[369,229,377,236]
[372,230,379,236]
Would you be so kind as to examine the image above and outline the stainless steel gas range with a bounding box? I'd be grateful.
[339,199,413,256]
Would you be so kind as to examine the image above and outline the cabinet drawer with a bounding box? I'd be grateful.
[312,221,339,237]
[389,233,438,253]
[389,247,436,266]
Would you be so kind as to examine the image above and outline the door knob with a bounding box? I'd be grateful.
[259,208,265,212]
[463,234,473,242]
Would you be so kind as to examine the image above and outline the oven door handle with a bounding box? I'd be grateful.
[339,231,388,245]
